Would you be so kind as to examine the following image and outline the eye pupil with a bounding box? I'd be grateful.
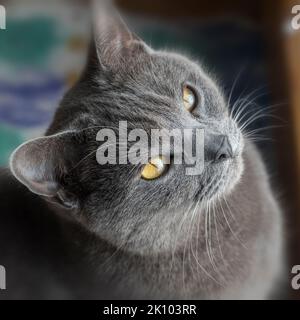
[183,86,197,112]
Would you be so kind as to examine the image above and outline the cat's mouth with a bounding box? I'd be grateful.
[196,154,244,202]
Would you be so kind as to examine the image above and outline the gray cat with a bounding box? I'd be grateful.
[0,6,283,300]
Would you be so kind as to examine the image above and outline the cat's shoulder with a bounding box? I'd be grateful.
[0,167,46,214]
[0,168,61,249]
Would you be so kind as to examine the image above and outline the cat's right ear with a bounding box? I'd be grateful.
[90,0,152,72]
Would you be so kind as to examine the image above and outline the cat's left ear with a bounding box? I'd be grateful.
[10,131,84,209]
[91,0,152,71]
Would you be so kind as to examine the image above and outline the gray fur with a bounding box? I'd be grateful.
[1,8,283,299]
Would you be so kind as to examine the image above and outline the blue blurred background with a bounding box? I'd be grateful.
[0,1,89,165]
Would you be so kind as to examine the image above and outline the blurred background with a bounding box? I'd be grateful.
[0,0,299,298]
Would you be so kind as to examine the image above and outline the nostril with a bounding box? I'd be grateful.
[214,136,233,163]
[205,134,235,163]
[217,153,228,161]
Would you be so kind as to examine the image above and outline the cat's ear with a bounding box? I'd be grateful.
[10,131,83,209]
[91,0,152,71]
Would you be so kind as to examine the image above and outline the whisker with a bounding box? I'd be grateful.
[190,201,224,286]
[221,198,248,250]
[228,66,247,118]
[233,91,269,123]
[213,201,227,269]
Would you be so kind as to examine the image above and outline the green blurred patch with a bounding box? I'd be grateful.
[0,16,60,66]
[0,125,23,166]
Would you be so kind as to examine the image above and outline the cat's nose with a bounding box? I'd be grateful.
[205,134,234,163]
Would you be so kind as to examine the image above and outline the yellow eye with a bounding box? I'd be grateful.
[141,156,167,180]
[183,85,197,111]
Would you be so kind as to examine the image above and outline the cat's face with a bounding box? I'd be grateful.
[10,7,244,253]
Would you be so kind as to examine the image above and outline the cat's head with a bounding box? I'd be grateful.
[10,5,244,253]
